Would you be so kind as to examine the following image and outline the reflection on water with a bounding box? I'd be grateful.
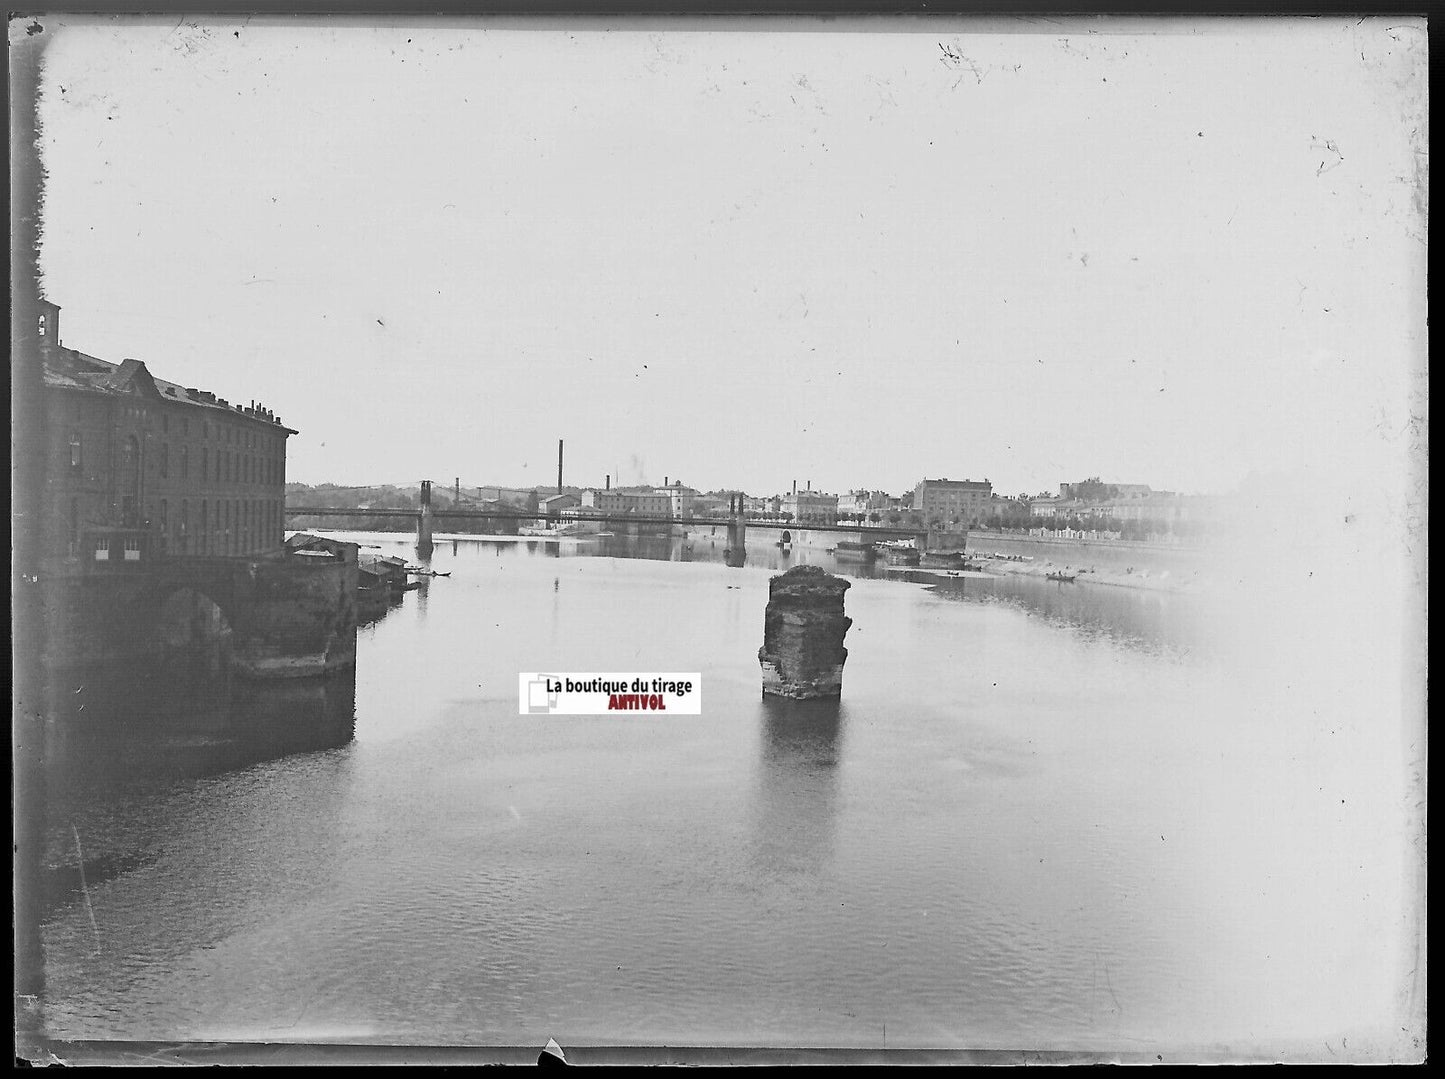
[752,697,843,877]
[42,664,356,912]
[35,531,1418,1058]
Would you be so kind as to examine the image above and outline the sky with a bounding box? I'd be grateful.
[26,15,1428,499]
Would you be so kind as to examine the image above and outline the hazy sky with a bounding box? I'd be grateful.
[30,16,1427,497]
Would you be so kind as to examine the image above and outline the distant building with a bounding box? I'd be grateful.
[586,487,674,517]
[912,478,993,527]
[654,481,698,519]
[1058,480,1154,502]
[1029,497,1060,518]
[782,485,838,525]
[36,300,293,565]
[837,489,890,519]
[477,486,539,510]
[538,493,580,525]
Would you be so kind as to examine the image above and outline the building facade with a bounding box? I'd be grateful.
[582,487,675,516]
[912,478,994,527]
[782,487,839,525]
[37,301,295,567]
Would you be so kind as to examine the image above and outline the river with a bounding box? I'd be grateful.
[36,531,1420,1060]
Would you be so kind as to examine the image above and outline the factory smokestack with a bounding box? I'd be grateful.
[557,440,564,495]
[793,480,797,495]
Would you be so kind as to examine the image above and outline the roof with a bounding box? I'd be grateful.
[43,346,298,435]
[918,478,991,489]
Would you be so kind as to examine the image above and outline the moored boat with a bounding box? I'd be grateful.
[920,550,966,569]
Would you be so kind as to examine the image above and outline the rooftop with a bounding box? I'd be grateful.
[44,344,296,434]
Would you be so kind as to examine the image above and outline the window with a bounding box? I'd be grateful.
[163,415,169,434]
[38,313,47,337]
[124,537,141,561]
[69,431,82,469]
[201,500,208,555]
[160,444,169,478]
[181,446,189,479]
[94,537,109,561]
[68,499,79,558]
[202,447,208,478]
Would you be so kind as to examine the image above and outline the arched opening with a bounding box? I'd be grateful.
[155,587,234,680]
[780,530,792,544]
[157,587,231,647]
[119,587,237,721]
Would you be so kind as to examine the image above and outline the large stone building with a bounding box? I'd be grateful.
[37,300,294,566]
[912,477,993,527]
[782,485,839,525]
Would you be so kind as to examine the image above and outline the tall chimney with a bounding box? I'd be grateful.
[793,480,797,495]
[557,439,564,495]
[665,476,669,488]
[606,474,610,490]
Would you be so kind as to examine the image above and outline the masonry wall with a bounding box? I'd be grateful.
[43,381,290,563]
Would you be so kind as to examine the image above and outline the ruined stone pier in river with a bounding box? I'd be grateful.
[758,564,852,699]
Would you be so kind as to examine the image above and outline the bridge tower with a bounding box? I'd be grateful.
[417,480,434,557]
[725,494,747,568]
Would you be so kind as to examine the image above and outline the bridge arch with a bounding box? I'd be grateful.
[155,587,234,651]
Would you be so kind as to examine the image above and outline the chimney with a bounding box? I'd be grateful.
[793,480,798,495]
[606,475,610,490]
[557,439,564,495]
[664,476,669,488]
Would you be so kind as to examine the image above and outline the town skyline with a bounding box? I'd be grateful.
[32,17,1425,506]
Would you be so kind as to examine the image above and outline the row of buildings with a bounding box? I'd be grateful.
[531,474,1209,534]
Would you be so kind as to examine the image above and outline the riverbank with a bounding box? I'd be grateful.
[967,533,1211,594]
[973,552,1206,594]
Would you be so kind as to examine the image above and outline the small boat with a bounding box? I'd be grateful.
[1046,571,1077,583]
[406,568,450,577]
[833,540,877,561]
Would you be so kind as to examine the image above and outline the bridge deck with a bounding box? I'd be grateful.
[284,507,925,537]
